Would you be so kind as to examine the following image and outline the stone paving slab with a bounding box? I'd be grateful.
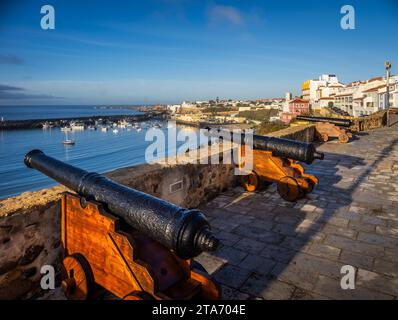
[195,124,398,300]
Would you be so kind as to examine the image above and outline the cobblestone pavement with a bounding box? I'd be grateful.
[195,123,398,300]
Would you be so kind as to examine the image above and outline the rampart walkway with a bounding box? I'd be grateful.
[197,123,398,299]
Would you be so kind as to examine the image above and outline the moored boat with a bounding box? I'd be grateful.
[62,131,75,145]
[71,121,85,130]
[62,139,75,145]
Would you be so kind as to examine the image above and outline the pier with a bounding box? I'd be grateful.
[0,112,165,130]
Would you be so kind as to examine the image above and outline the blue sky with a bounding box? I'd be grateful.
[0,0,397,105]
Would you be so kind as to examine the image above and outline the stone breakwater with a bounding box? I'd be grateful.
[0,113,159,130]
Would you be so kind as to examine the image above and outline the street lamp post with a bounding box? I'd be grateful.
[385,61,391,126]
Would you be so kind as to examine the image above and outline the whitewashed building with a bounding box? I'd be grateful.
[302,74,344,111]
[333,76,398,117]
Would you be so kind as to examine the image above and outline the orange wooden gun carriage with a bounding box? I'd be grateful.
[239,145,320,202]
[296,116,353,143]
[206,129,324,202]
[25,150,220,300]
[60,193,219,300]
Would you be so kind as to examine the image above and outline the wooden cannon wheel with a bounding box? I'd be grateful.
[338,133,349,143]
[320,133,329,142]
[123,291,154,300]
[296,177,315,194]
[61,254,93,300]
[277,176,303,202]
[240,171,259,192]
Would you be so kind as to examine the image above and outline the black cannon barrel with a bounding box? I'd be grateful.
[24,150,218,259]
[251,135,324,164]
[206,128,324,164]
[296,116,352,127]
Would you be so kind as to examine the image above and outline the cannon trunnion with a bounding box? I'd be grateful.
[24,150,220,300]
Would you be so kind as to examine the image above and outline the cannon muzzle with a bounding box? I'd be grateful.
[24,149,218,259]
[296,116,352,127]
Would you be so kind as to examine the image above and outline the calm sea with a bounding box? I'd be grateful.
[0,105,201,199]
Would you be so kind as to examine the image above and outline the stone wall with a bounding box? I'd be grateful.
[0,149,236,300]
[0,196,61,299]
[0,125,318,300]
[105,161,236,209]
[267,124,316,142]
[350,111,387,132]
[320,108,387,132]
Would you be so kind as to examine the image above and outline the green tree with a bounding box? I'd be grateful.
[255,121,287,135]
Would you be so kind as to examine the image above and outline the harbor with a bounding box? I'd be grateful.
[0,112,165,130]
[0,119,201,199]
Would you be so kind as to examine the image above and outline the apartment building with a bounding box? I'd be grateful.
[302,74,344,111]
[280,98,310,124]
[334,76,398,116]
[302,72,397,117]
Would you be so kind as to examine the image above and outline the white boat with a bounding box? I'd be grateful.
[42,122,50,129]
[101,126,109,132]
[118,120,129,128]
[136,127,142,132]
[60,127,72,132]
[62,132,75,145]
[62,139,75,145]
[112,128,119,134]
[71,122,85,130]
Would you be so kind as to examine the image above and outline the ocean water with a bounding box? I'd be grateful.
[0,105,141,120]
[0,123,203,199]
[0,105,189,199]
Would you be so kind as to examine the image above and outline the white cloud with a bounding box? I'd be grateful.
[207,5,245,26]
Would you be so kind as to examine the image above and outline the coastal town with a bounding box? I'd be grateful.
[2,70,396,136]
[2,0,398,307]
[164,70,397,133]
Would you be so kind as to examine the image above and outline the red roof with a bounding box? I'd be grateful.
[289,98,309,104]
[368,76,383,83]
[362,85,386,93]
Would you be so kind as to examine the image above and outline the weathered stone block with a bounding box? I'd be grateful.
[238,255,276,276]
[313,275,393,300]
[357,269,398,297]
[213,265,252,289]
[240,273,295,299]
[339,250,374,270]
